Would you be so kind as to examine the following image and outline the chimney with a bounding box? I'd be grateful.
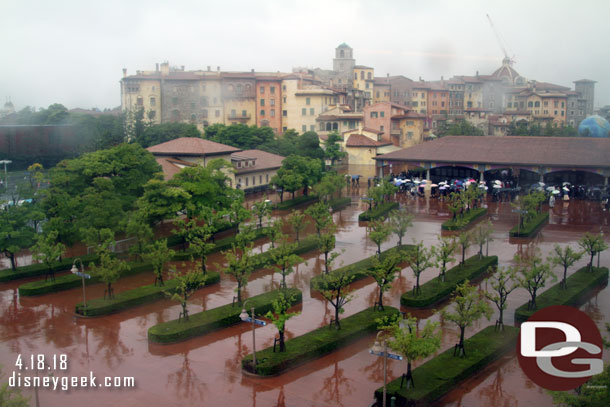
[156,63,159,72]
[122,68,127,78]
[181,65,185,71]
[251,68,255,73]
[217,66,220,71]
[476,70,479,77]
[207,66,211,71]
[419,76,422,81]
[441,76,444,81]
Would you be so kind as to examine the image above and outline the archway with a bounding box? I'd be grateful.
[544,170,604,186]
[430,165,480,183]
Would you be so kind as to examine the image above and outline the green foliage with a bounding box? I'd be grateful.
[313,172,344,202]
[579,232,608,272]
[0,204,36,270]
[377,326,519,405]
[511,191,546,229]
[124,210,154,261]
[438,119,484,137]
[472,220,493,258]
[509,211,549,237]
[314,269,356,329]
[223,244,257,304]
[402,255,498,308]
[136,179,191,227]
[296,131,325,160]
[484,265,519,329]
[549,244,584,288]
[287,210,308,242]
[324,131,346,165]
[135,122,201,148]
[269,237,302,288]
[305,201,332,236]
[227,199,250,227]
[515,266,608,322]
[369,249,407,310]
[515,249,556,310]
[31,230,65,281]
[389,208,413,246]
[442,207,487,230]
[186,216,217,274]
[148,288,302,343]
[317,227,339,275]
[407,241,435,295]
[369,219,392,256]
[204,123,275,149]
[265,218,283,248]
[88,242,130,299]
[457,230,472,265]
[508,121,578,137]
[432,236,457,281]
[358,201,399,221]
[265,293,300,352]
[441,281,493,356]
[0,367,30,407]
[167,268,208,322]
[143,239,175,286]
[242,306,399,375]
[275,155,324,197]
[251,200,271,229]
[0,253,99,282]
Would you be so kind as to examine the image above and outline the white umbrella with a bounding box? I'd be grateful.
[430,184,439,187]
[563,187,569,192]
[552,190,560,195]
[546,186,555,192]
[538,182,546,186]
[494,180,502,185]
[493,185,502,189]
[562,182,571,186]
[414,180,421,184]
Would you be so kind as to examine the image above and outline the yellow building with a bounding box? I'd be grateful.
[222,73,257,126]
[411,84,429,115]
[121,69,162,125]
[395,112,426,148]
[353,65,374,98]
[341,128,400,165]
[373,79,391,104]
[459,76,484,109]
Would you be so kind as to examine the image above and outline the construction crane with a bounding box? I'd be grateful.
[486,14,515,65]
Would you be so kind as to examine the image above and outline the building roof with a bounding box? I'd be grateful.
[354,65,373,69]
[233,149,284,174]
[573,79,597,84]
[374,136,610,169]
[147,137,241,156]
[337,42,351,49]
[491,58,522,84]
[346,134,392,148]
[530,81,570,92]
[392,111,427,119]
[154,157,196,180]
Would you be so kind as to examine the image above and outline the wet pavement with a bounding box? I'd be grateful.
[1,185,609,407]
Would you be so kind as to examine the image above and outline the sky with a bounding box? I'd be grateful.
[2,0,609,111]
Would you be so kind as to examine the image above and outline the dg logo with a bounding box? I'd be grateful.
[517,305,604,391]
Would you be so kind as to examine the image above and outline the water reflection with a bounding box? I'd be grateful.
[166,350,208,401]
[314,361,354,407]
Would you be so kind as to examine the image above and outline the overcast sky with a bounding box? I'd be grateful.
[2,0,609,111]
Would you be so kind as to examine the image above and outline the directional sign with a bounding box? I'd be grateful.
[243,317,267,326]
[369,350,403,360]
[72,271,91,279]
[512,209,528,214]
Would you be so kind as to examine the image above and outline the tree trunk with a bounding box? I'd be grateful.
[8,252,16,271]
[377,243,381,257]
[459,326,465,349]
[279,191,284,203]
[334,303,341,329]
[237,282,242,304]
[295,230,300,242]
[324,252,329,274]
[291,191,295,200]
[415,274,420,295]
[201,257,207,274]
[279,329,286,352]
[461,247,466,265]
[562,265,568,288]
[589,254,594,272]
[282,268,287,289]
[398,236,402,246]
[378,287,384,310]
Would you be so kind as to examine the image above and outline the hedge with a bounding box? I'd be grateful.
[509,211,549,237]
[514,266,609,323]
[74,272,220,317]
[375,325,519,407]
[358,202,399,221]
[171,227,269,261]
[242,306,399,376]
[273,195,318,210]
[310,245,413,291]
[441,208,488,231]
[148,287,302,344]
[328,196,352,211]
[401,255,498,308]
[0,253,99,283]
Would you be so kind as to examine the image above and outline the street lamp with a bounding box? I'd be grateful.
[240,300,266,369]
[71,258,89,312]
[0,159,11,189]
[370,331,402,407]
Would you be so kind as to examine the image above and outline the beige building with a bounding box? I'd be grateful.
[315,105,363,139]
[353,65,374,98]
[411,84,429,115]
[341,128,400,165]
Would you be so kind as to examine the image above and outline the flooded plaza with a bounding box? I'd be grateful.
[1,184,609,407]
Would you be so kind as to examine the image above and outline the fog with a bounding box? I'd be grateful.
[1,0,609,110]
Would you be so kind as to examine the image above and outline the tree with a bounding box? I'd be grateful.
[223,244,257,304]
[457,230,472,265]
[124,211,154,261]
[313,173,343,203]
[549,244,584,289]
[271,170,303,201]
[296,131,325,160]
[314,269,355,330]
[369,219,392,257]
[376,314,441,388]
[204,123,275,149]
[515,251,556,310]
[136,179,190,227]
[31,231,65,282]
[0,204,36,271]
[369,249,407,310]
[136,122,201,148]
[227,200,251,232]
[433,236,457,282]
[485,266,519,331]
[437,119,484,137]
[251,200,270,229]
[318,227,340,275]
[287,210,308,242]
[579,232,607,272]
[144,239,175,286]
[167,268,207,321]
[407,241,435,295]
[305,201,332,236]
[186,220,216,274]
[389,209,413,246]
[265,218,283,249]
[442,281,493,356]
[77,177,126,242]
[447,191,464,221]
[265,292,300,352]
[472,220,493,258]
[324,131,346,166]
[88,242,130,299]
[269,238,302,288]
[0,367,30,406]
[279,155,324,196]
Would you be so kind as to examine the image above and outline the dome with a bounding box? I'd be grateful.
[337,42,351,49]
[578,115,610,138]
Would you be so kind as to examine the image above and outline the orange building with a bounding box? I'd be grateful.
[255,76,283,134]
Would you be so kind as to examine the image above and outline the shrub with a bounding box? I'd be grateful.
[509,211,549,237]
[441,208,487,231]
[358,202,399,221]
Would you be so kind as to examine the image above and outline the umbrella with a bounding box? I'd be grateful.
[563,187,569,192]
[562,182,571,186]
[430,184,439,187]
[493,185,502,189]
[537,182,545,186]
[552,190,560,195]
[468,178,476,183]
[494,180,502,185]
[413,180,421,184]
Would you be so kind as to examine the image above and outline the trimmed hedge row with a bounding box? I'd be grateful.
[358,201,399,221]
[401,255,498,308]
[441,208,488,231]
[148,288,302,344]
[514,266,609,323]
[273,195,318,210]
[310,245,413,291]
[509,211,549,237]
[375,325,519,407]
[328,196,352,211]
[171,227,269,261]
[253,235,319,269]
[242,306,399,376]
[74,272,221,317]
[0,253,99,283]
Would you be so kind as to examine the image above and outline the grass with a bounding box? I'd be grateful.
[74,272,220,317]
[509,211,549,237]
[401,255,498,308]
[514,266,609,323]
[148,288,302,344]
[273,195,318,210]
[242,306,399,376]
[0,253,99,283]
[358,202,399,221]
[375,325,519,406]
[441,208,488,231]
[310,245,413,291]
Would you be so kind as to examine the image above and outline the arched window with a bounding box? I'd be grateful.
[236,84,243,94]
[340,50,344,58]
[332,122,338,130]
[360,71,364,80]
[367,72,371,80]
[326,123,332,131]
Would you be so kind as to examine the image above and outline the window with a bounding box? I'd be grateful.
[380,125,384,131]
[260,110,265,116]
[544,101,548,107]
[282,110,287,117]
[282,85,286,91]
[215,110,220,117]
[283,126,287,132]
[376,91,380,98]
[270,110,275,117]
[236,84,242,94]
[380,111,385,118]
[150,97,156,106]
[231,109,236,117]
[270,86,275,94]
[201,97,208,106]
[561,111,564,116]
[306,97,311,105]
[302,125,307,132]
[370,112,378,118]
[302,108,306,116]
[561,102,565,108]
[252,176,255,185]
[149,110,156,119]
[441,102,445,107]
[266,174,269,183]
[367,72,371,80]
[260,99,265,106]
[242,110,247,117]
[354,73,357,80]
[202,109,208,118]
[508,102,512,108]
[283,97,287,103]
[137,96,143,106]
[571,111,574,115]
[260,86,265,94]
[246,177,249,187]
[190,114,196,122]
[366,82,370,89]
[407,131,413,140]
[406,121,414,126]
[528,101,533,108]
[310,125,315,131]
[259,175,262,184]
[237,161,242,168]
[270,99,275,106]
[310,108,314,115]
[534,101,540,107]
[360,71,364,79]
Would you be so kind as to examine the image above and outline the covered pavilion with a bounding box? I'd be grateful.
[373,136,610,186]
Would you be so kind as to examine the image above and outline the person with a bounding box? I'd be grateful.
[549,194,555,209]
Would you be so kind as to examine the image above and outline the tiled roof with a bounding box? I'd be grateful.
[147,137,241,156]
[155,157,194,180]
[374,136,610,169]
[346,134,392,147]
[233,149,284,174]
[392,112,426,119]
[354,65,373,69]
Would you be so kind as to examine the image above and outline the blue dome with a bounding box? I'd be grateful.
[578,115,610,138]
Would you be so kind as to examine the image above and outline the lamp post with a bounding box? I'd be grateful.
[240,300,266,369]
[0,159,11,189]
[370,331,403,407]
[71,258,90,311]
